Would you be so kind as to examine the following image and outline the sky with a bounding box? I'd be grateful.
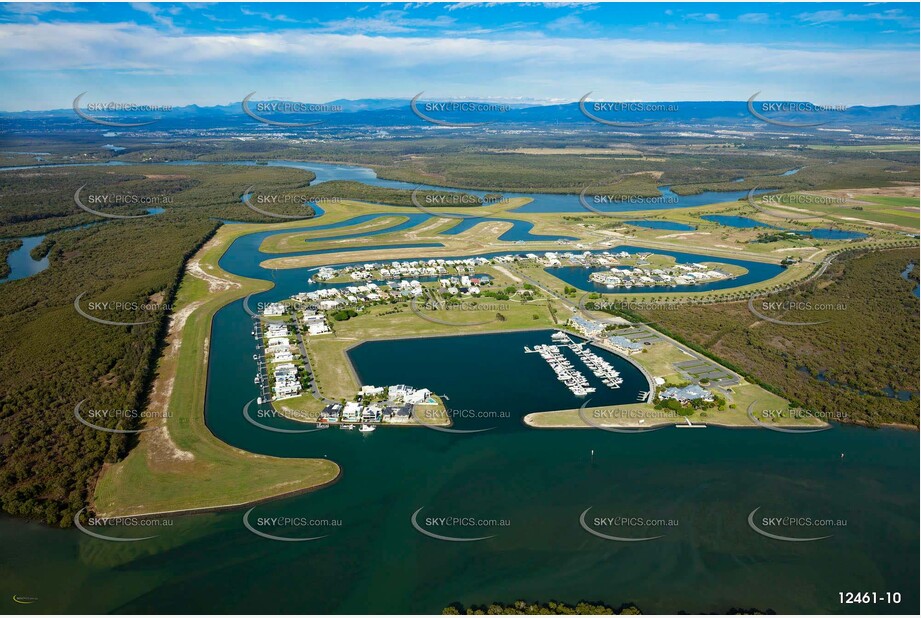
[0,2,918,111]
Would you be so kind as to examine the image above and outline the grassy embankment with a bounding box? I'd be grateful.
[94,220,341,517]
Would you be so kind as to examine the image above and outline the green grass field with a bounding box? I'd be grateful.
[94,224,341,517]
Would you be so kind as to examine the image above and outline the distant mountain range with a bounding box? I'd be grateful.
[2,98,918,132]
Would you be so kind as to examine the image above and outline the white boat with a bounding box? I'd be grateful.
[254,375,260,383]
[359,424,376,433]
[256,396,263,405]
[340,424,355,431]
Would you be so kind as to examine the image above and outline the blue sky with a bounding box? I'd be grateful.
[0,2,918,111]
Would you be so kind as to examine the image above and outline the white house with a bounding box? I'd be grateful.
[404,388,433,405]
[263,303,286,317]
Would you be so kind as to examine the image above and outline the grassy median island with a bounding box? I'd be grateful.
[94,221,341,517]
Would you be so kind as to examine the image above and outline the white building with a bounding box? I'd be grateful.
[263,303,286,317]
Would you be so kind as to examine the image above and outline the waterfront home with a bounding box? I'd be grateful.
[263,303,286,317]
[271,350,295,363]
[273,363,297,379]
[266,325,289,338]
[321,403,342,421]
[267,336,290,348]
[360,385,385,397]
[362,404,383,422]
[384,404,413,422]
[265,344,289,356]
[404,388,434,405]
[274,383,301,398]
[342,401,362,422]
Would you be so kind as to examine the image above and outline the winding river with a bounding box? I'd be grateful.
[1,159,791,281]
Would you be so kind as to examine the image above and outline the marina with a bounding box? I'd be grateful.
[527,331,624,396]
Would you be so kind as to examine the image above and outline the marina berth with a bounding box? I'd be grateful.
[526,332,624,396]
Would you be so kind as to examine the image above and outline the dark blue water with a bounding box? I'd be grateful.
[348,330,649,422]
[625,220,696,231]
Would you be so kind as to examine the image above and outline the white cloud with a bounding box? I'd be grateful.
[130,3,178,29]
[738,13,770,24]
[686,13,720,23]
[0,20,916,109]
[797,9,911,24]
[1,3,84,15]
[239,7,298,23]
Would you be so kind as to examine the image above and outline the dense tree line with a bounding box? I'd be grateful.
[0,166,321,526]
[0,216,217,526]
[633,248,920,427]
